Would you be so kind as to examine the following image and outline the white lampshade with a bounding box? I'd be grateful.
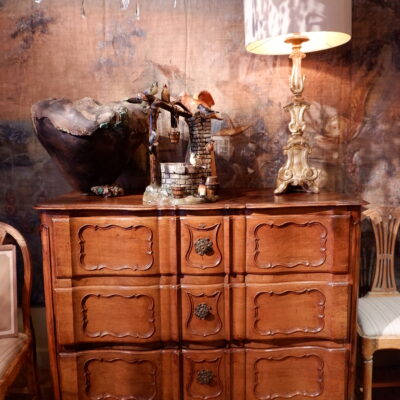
[244,0,352,55]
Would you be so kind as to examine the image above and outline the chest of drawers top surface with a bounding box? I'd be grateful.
[36,189,363,212]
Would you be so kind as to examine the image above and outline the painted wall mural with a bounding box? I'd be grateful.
[0,0,399,303]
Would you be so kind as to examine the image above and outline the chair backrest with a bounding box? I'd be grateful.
[0,222,33,337]
[362,207,400,296]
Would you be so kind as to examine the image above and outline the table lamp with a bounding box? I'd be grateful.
[244,0,351,194]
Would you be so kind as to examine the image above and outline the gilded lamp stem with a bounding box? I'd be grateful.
[289,43,306,96]
[274,36,320,194]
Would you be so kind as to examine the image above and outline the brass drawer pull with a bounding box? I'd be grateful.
[196,369,214,385]
[194,303,211,319]
[194,237,213,256]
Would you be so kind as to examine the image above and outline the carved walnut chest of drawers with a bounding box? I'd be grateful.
[36,190,362,400]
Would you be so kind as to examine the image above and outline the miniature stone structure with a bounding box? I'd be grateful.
[187,113,212,172]
[160,113,212,198]
[128,84,220,205]
[160,163,205,196]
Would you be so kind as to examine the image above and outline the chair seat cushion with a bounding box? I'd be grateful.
[358,296,400,337]
[0,333,28,378]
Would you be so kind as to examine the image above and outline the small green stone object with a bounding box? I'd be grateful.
[99,123,109,129]
[91,184,124,198]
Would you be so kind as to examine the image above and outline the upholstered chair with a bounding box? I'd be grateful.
[358,207,400,400]
[0,222,40,400]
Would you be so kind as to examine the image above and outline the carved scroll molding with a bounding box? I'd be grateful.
[253,354,324,399]
[186,291,223,337]
[83,357,157,400]
[253,221,327,269]
[81,293,156,339]
[187,356,223,400]
[78,224,154,271]
[253,289,326,336]
[185,223,222,269]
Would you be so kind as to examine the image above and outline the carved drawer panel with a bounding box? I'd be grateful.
[58,349,180,400]
[181,284,227,342]
[55,285,176,345]
[180,217,226,275]
[182,349,229,400]
[53,216,165,278]
[242,281,349,341]
[241,347,347,400]
[246,214,351,274]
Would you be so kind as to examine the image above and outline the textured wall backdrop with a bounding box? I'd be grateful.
[0,0,399,303]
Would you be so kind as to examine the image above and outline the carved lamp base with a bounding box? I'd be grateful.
[274,135,320,194]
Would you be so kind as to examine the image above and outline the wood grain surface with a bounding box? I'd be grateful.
[38,191,363,399]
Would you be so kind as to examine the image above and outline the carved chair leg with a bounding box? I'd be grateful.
[362,356,373,400]
[27,316,41,399]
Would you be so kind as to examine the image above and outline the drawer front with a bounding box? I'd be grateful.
[181,284,227,342]
[243,281,350,341]
[243,347,348,400]
[71,217,159,276]
[246,214,351,274]
[55,285,176,345]
[182,349,229,400]
[58,349,179,400]
[53,216,162,277]
[180,217,226,275]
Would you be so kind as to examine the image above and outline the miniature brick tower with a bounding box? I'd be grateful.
[186,112,212,174]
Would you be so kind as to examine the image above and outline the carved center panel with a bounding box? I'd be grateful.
[81,293,156,339]
[84,358,157,400]
[253,221,328,269]
[254,289,325,336]
[186,291,223,337]
[184,223,222,270]
[254,354,324,399]
[186,357,223,400]
[78,224,154,272]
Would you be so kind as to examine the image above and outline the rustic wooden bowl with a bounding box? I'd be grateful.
[31,98,148,193]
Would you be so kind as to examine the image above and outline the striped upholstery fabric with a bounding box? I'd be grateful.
[358,296,400,337]
[0,333,27,378]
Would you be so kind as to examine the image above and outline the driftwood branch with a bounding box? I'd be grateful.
[126,95,192,119]
[151,100,192,119]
